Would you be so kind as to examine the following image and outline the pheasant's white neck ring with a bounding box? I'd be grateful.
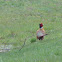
[40,27,43,29]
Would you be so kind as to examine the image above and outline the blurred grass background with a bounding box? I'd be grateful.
[0,0,62,62]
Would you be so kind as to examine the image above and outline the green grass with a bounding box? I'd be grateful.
[0,0,62,62]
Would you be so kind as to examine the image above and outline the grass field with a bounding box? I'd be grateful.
[0,0,62,62]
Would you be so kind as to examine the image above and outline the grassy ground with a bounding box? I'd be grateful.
[0,0,62,62]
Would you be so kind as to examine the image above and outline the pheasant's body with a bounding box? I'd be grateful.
[36,27,45,40]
